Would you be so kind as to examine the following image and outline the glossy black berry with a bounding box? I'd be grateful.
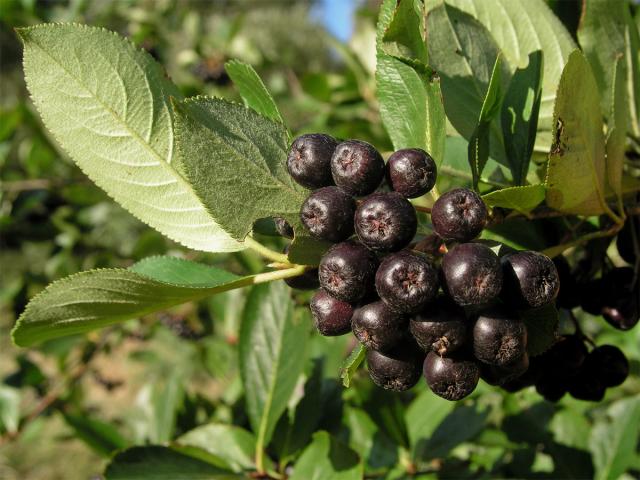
[431,188,487,242]
[375,251,439,314]
[601,267,639,331]
[423,352,480,401]
[352,300,407,352]
[587,345,629,388]
[287,133,337,189]
[330,140,385,196]
[481,352,529,386]
[616,216,639,265]
[473,307,527,366]
[541,335,587,379]
[535,376,567,402]
[300,186,356,242]
[568,370,606,402]
[310,289,353,336]
[442,243,503,306]
[318,241,378,303]
[501,251,560,309]
[409,296,468,355]
[355,192,417,252]
[367,345,423,391]
[386,148,437,198]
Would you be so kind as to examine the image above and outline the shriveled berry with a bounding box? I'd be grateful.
[375,251,439,313]
[287,133,337,189]
[442,243,503,306]
[318,241,378,303]
[330,140,385,196]
[352,300,406,352]
[300,186,356,242]
[386,148,437,198]
[423,352,480,401]
[274,217,294,239]
[409,296,468,355]
[502,251,560,308]
[586,345,629,388]
[473,307,527,366]
[481,352,529,386]
[431,188,487,242]
[367,345,423,391]
[310,289,353,336]
[355,192,417,252]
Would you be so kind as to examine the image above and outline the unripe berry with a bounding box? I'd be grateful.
[367,345,423,391]
[352,301,406,352]
[501,251,559,308]
[386,148,437,198]
[409,296,468,355]
[355,192,417,252]
[300,186,356,242]
[431,188,487,241]
[375,251,439,314]
[318,241,377,303]
[287,133,337,189]
[309,289,353,336]
[423,352,480,401]
[473,307,527,366]
[330,140,385,196]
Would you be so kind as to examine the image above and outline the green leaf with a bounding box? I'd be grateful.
[578,0,640,136]
[376,0,446,164]
[63,413,129,457]
[0,385,20,434]
[545,50,609,216]
[590,396,640,480]
[440,0,576,153]
[468,54,505,189]
[343,406,399,471]
[482,185,545,214]
[425,4,507,165]
[239,282,309,455]
[225,60,285,126]
[178,424,256,472]
[104,446,242,479]
[521,303,558,357]
[18,24,243,253]
[406,390,455,457]
[605,56,628,207]
[12,257,254,346]
[172,97,310,247]
[341,343,366,388]
[289,431,363,480]
[502,51,544,185]
[148,371,185,443]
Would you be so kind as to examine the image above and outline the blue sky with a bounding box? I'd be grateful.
[315,0,357,42]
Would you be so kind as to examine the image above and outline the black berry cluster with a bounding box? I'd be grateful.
[278,133,634,402]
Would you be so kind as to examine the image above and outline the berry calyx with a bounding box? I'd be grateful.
[352,300,406,352]
[300,186,356,242]
[355,192,417,252]
[501,250,560,308]
[423,352,480,401]
[409,296,468,356]
[430,188,487,242]
[386,148,437,199]
[472,307,527,366]
[310,289,353,336]
[441,243,503,306]
[287,133,337,189]
[330,139,385,196]
[367,345,423,391]
[375,250,439,314]
[318,241,378,303]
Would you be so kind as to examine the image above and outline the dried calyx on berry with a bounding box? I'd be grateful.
[355,192,417,252]
[423,352,480,401]
[287,133,337,189]
[300,186,356,242]
[331,139,385,196]
[431,188,487,242]
[410,296,468,356]
[472,306,527,367]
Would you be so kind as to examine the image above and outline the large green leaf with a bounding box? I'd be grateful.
[239,282,309,456]
[501,51,544,185]
[225,60,285,125]
[405,390,455,458]
[439,0,576,152]
[545,50,609,216]
[605,57,628,207]
[482,185,545,214]
[425,3,506,165]
[578,0,640,136]
[178,424,256,472]
[11,256,260,346]
[590,396,640,480]
[289,431,363,480]
[380,0,428,65]
[343,406,399,472]
[18,24,243,253]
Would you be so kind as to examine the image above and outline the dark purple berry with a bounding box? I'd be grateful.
[309,289,353,336]
[367,345,423,391]
[568,369,606,402]
[274,217,294,239]
[616,216,639,265]
[330,140,385,196]
[442,243,503,306]
[501,355,542,392]
[541,335,588,379]
[553,256,580,309]
[409,296,468,355]
[287,133,337,189]
[481,352,529,386]
[423,352,480,401]
[586,345,629,388]
[375,251,439,314]
[473,307,527,366]
[355,192,417,252]
[352,300,406,352]
[501,251,560,308]
[300,186,356,242]
[601,267,639,331]
[536,376,567,402]
[318,241,378,303]
[431,188,488,242]
[386,148,437,198]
